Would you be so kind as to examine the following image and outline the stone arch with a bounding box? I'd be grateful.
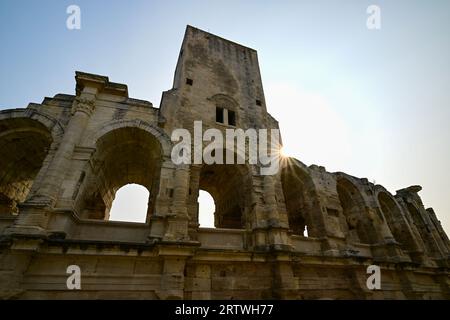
[76,125,164,221]
[377,190,419,253]
[336,176,378,244]
[280,159,325,237]
[0,108,64,143]
[198,163,252,229]
[0,114,55,214]
[88,119,173,160]
[209,94,239,110]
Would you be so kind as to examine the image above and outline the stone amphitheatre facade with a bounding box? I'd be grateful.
[0,26,449,299]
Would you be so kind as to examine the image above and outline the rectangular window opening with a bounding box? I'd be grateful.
[216,107,224,123]
[186,78,193,86]
[228,110,236,126]
[256,99,262,106]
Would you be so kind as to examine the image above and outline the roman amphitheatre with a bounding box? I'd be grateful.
[0,26,448,299]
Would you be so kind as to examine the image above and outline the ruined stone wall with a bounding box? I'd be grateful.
[0,26,449,300]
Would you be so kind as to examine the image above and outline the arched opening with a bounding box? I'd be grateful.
[281,162,324,237]
[198,190,215,228]
[336,178,378,244]
[109,184,149,223]
[378,192,418,252]
[77,127,162,221]
[303,225,309,237]
[199,163,250,229]
[0,118,52,215]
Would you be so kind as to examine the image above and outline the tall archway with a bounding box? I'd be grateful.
[378,192,418,252]
[76,126,162,221]
[199,164,250,229]
[336,178,378,244]
[281,161,324,237]
[0,118,53,215]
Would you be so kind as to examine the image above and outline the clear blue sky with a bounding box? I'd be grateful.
[1,1,449,234]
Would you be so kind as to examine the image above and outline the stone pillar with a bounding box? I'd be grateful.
[271,257,298,299]
[427,208,450,253]
[377,212,396,242]
[185,264,211,299]
[34,93,96,204]
[163,165,190,241]
[249,173,268,250]
[156,245,195,300]
[157,256,186,300]
[0,239,41,299]
[264,175,279,224]
[187,165,201,239]
[6,89,97,235]
[368,207,402,259]
[263,175,291,251]
[149,160,175,241]
[172,165,190,217]
[419,207,449,260]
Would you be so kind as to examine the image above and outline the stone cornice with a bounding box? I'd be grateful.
[75,71,129,97]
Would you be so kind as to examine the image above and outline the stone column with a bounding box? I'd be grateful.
[149,159,175,241]
[264,175,279,224]
[163,165,190,241]
[158,257,186,299]
[271,258,298,299]
[6,89,97,235]
[156,245,195,300]
[263,175,291,251]
[185,264,211,299]
[187,165,201,239]
[427,208,450,253]
[172,165,190,217]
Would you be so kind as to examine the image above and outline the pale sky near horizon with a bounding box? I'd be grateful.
[1,1,449,234]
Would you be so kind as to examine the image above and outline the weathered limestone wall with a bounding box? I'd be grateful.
[0,25,449,299]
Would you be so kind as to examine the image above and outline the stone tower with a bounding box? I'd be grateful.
[0,26,449,299]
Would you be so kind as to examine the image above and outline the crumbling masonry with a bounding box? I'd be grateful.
[0,26,449,299]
